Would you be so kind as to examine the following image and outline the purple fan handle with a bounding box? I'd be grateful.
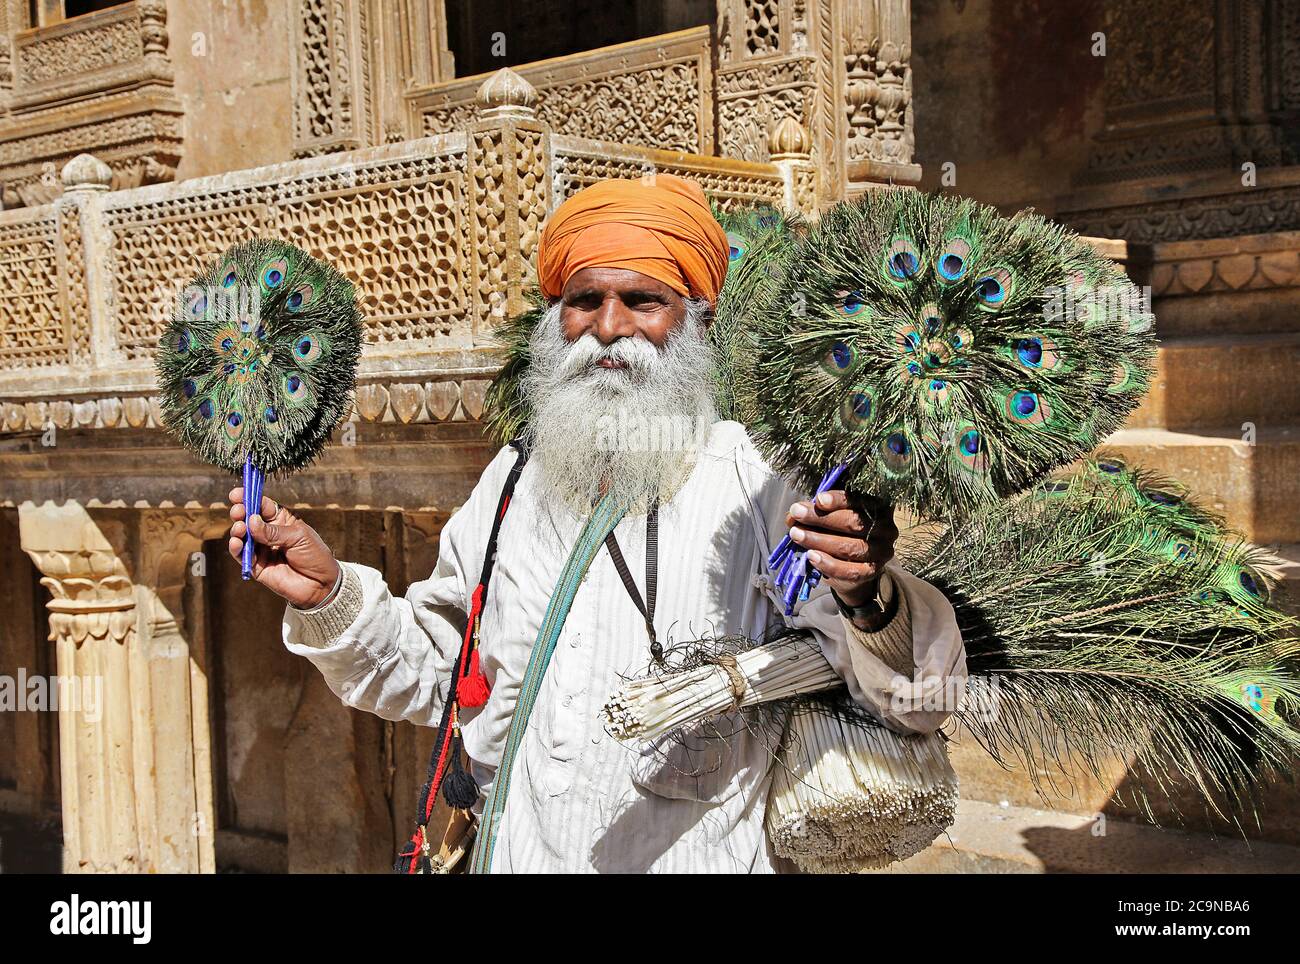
[769,461,852,615]
[241,458,265,581]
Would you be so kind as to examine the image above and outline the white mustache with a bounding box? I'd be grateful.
[556,332,662,382]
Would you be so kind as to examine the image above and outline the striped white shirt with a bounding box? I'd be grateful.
[284,420,964,873]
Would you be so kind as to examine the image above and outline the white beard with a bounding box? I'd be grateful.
[521,299,719,516]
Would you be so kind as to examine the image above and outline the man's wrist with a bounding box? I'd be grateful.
[832,573,897,632]
[292,563,344,613]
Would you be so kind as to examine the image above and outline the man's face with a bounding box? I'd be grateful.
[558,267,688,361]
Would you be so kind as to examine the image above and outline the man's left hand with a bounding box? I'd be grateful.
[785,490,898,608]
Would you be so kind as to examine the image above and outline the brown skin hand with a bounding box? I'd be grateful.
[784,491,898,630]
[228,264,898,623]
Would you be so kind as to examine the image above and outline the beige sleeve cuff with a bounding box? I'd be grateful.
[286,563,366,648]
[840,570,965,735]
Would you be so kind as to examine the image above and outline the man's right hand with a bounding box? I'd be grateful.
[227,486,342,610]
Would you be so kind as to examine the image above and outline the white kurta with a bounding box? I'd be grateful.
[283,420,965,873]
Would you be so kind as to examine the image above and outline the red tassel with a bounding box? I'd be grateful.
[458,651,491,707]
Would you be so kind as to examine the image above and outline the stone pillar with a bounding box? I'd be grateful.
[18,502,222,873]
[468,67,550,336]
[713,0,918,206]
[18,502,138,872]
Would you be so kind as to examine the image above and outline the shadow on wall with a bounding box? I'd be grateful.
[0,811,62,874]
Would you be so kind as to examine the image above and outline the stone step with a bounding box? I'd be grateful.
[944,724,1300,848]
[1145,231,1300,339]
[1102,425,1300,544]
[1127,332,1300,431]
[869,798,1300,873]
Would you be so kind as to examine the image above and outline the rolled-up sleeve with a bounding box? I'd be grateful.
[281,445,519,727]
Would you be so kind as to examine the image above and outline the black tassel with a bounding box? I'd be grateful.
[442,748,480,809]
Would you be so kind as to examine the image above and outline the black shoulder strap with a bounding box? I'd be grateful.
[603,500,661,661]
[476,439,529,593]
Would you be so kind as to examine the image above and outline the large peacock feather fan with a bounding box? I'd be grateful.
[925,456,1300,823]
[156,239,363,577]
[737,189,1158,610]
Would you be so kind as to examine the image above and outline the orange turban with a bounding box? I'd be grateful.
[537,174,729,303]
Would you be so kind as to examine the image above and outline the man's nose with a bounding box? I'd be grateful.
[591,295,638,344]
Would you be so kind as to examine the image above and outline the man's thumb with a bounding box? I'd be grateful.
[248,513,285,547]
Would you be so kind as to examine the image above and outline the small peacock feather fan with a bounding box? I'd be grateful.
[156,239,363,578]
[737,189,1158,610]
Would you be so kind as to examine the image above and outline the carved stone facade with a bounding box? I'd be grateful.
[715,0,919,201]
[414,27,715,156]
[0,0,182,208]
[1059,0,1300,242]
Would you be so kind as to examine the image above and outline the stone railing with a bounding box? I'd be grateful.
[0,68,816,436]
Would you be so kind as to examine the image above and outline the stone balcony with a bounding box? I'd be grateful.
[0,69,816,515]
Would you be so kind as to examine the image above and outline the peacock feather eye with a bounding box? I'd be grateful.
[839,390,874,430]
[1140,486,1181,507]
[213,324,241,356]
[291,331,328,366]
[224,409,246,442]
[1240,683,1267,714]
[953,426,989,472]
[196,398,215,420]
[186,288,208,319]
[1108,362,1143,394]
[1004,389,1051,426]
[820,340,856,374]
[926,378,951,405]
[879,431,913,475]
[286,282,317,313]
[837,289,868,317]
[260,258,289,291]
[885,238,922,281]
[220,263,239,289]
[1094,457,1126,476]
[895,323,922,354]
[936,237,973,283]
[181,379,198,399]
[920,303,943,335]
[176,329,193,354]
[726,232,748,263]
[1238,568,1265,600]
[282,372,310,405]
[974,266,1013,309]
[1011,335,1060,370]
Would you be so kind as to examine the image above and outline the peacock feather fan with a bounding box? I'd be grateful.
[742,189,1157,518]
[917,456,1300,822]
[156,239,363,476]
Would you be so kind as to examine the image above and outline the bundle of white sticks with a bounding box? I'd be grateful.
[601,619,958,873]
[601,633,841,740]
[765,703,957,873]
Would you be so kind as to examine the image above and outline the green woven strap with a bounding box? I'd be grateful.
[469,491,627,873]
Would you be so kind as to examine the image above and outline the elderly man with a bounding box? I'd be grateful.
[227,173,964,873]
